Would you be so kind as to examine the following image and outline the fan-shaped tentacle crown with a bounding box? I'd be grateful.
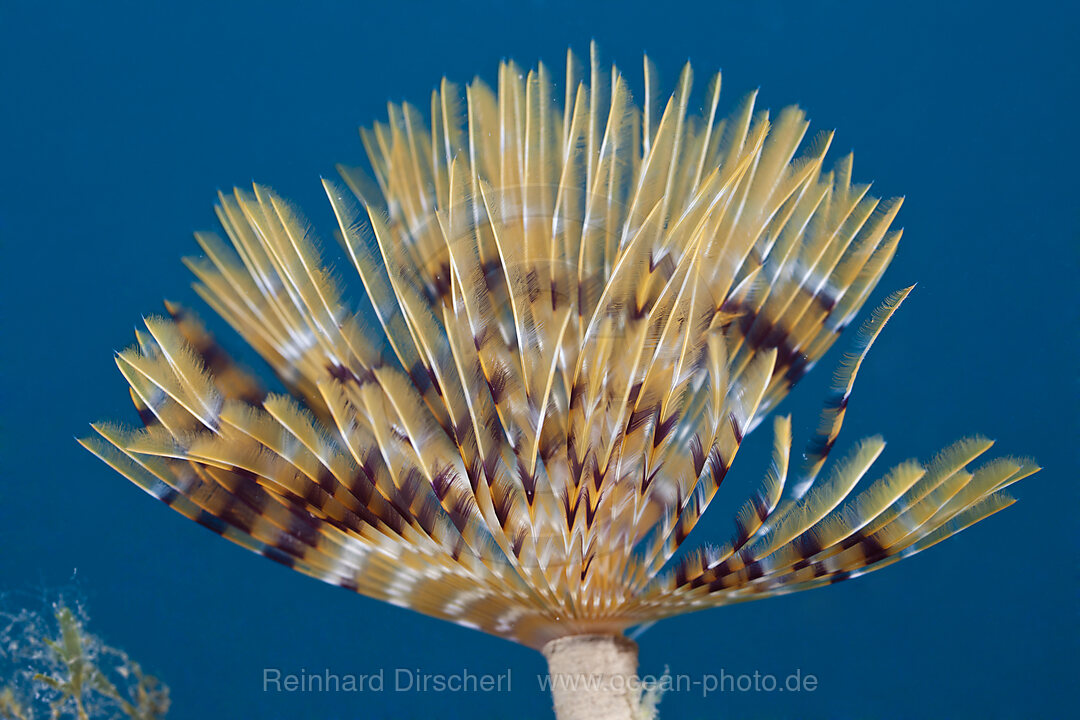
[82,46,1036,651]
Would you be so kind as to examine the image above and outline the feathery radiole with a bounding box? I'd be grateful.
[81,46,1037,720]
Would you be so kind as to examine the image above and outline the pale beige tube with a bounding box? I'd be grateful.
[542,634,640,720]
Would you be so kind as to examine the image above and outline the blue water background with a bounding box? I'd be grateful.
[1,1,1075,718]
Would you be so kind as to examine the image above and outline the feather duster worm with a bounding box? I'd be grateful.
[82,46,1037,719]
